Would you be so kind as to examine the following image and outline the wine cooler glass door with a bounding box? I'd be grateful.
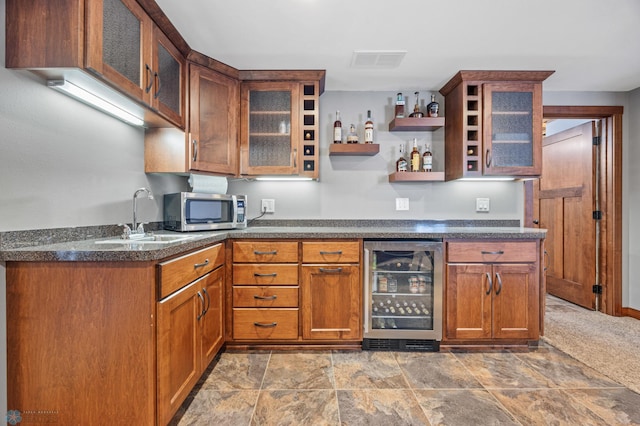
[364,241,443,340]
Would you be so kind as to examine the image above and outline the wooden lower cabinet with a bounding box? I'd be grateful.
[301,264,361,340]
[445,241,541,342]
[6,243,225,426]
[228,239,362,345]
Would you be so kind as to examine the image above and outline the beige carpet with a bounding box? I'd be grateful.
[543,295,640,393]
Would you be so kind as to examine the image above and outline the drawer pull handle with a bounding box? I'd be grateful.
[254,250,277,255]
[254,295,277,300]
[194,259,209,268]
[319,267,343,273]
[254,272,277,277]
[320,250,343,255]
[481,250,504,255]
[254,321,277,328]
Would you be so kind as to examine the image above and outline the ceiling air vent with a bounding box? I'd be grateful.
[351,50,407,68]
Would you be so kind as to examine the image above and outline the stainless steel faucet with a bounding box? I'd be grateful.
[132,187,154,234]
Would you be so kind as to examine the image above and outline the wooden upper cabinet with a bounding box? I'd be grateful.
[189,63,239,175]
[439,71,553,180]
[6,0,186,128]
[239,71,324,178]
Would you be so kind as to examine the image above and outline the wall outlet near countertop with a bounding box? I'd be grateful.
[395,198,409,211]
[261,199,275,213]
[476,197,490,212]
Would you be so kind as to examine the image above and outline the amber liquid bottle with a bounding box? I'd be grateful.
[410,139,421,172]
[396,144,408,172]
[333,110,342,143]
[422,144,433,172]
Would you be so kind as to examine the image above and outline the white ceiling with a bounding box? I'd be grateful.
[155,0,640,93]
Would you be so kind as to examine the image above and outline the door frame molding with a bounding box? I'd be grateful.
[524,105,623,316]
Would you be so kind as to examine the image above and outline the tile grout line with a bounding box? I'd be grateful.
[393,351,436,426]
[330,350,342,425]
[249,350,273,425]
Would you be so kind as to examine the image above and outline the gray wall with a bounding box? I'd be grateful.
[1,0,639,415]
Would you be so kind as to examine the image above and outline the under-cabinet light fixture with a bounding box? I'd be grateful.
[47,79,145,127]
[459,177,515,182]
[255,177,314,181]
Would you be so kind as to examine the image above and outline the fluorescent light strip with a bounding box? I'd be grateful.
[47,80,145,127]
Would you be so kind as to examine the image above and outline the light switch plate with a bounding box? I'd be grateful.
[396,198,409,211]
[476,197,490,212]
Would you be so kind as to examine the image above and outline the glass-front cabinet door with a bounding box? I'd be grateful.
[482,82,542,176]
[240,82,300,175]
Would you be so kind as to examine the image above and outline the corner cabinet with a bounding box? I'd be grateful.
[188,63,239,175]
[239,71,325,179]
[6,0,186,128]
[439,71,554,180]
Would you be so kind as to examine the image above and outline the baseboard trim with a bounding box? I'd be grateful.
[622,307,640,320]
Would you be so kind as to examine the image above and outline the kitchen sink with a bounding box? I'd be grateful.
[95,234,202,245]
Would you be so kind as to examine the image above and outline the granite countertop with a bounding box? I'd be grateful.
[0,220,546,262]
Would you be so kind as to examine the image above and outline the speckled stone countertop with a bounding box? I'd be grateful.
[0,219,546,262]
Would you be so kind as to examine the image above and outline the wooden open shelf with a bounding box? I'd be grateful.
[388,117,445,132]
[388,171,445,182]
[329,143,379,156]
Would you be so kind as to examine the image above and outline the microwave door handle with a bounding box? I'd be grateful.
[232,196,238,227]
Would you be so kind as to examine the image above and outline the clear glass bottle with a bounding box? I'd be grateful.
[422,144,433,172]
[346,124,359,144]
[427,94,439,117]
[409,91,423,118]
[396,144,408,172]
[395,92,405,118]
[333,110,342,143]
[410,138,421,172]
[364,110,374,143]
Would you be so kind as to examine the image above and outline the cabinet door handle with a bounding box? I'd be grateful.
[485,272,493,295]
[254,322,277,328]
[293,148,297,168]
[544,250,549,271]
[254,250,277,255]
[202,287,211,314]
[253,295,277,300]
[194,259,209,268]
[153,71,161,99]
[495,273,503,295]
[192,139,198,162]
[319,267,343,273]
[485,149,492,168]
[320,250,343,255]
[196,291,206,320]
[481,250,504,255]
[144,64,154,93]
[254,272,277,277]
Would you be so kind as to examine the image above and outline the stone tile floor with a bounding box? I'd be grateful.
[170,297,640,425]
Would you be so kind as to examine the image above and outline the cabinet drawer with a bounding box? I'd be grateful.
[158,244,224,299]
[447,241,537,263]
[233,286,299,308]
[233,309,299,340]
[233,241,298,263]
[302,241,360,263]
[233,264,299,285]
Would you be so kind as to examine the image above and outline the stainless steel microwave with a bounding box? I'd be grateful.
[163,192,247,232]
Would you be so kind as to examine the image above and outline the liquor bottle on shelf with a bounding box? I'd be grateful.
[364,110,374,143]
[395,93,405,118]
[422,144,433,172]
[346,124,359,143]
[427,94,439,117]
[409,91,423,118]
[396,144,408,172]
[333,111,342,143]
[410,139,421,172]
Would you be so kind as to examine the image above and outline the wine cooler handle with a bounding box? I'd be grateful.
[495,273,503,295]
[293,148,297,168]
[485,272,493,295]
[363,248,371,334]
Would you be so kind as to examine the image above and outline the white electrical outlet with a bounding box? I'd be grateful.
[395,198,409,211]
[261,199,275,213]
[476,197,490,212]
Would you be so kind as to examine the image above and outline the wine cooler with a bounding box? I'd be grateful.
[363,240,443,351]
